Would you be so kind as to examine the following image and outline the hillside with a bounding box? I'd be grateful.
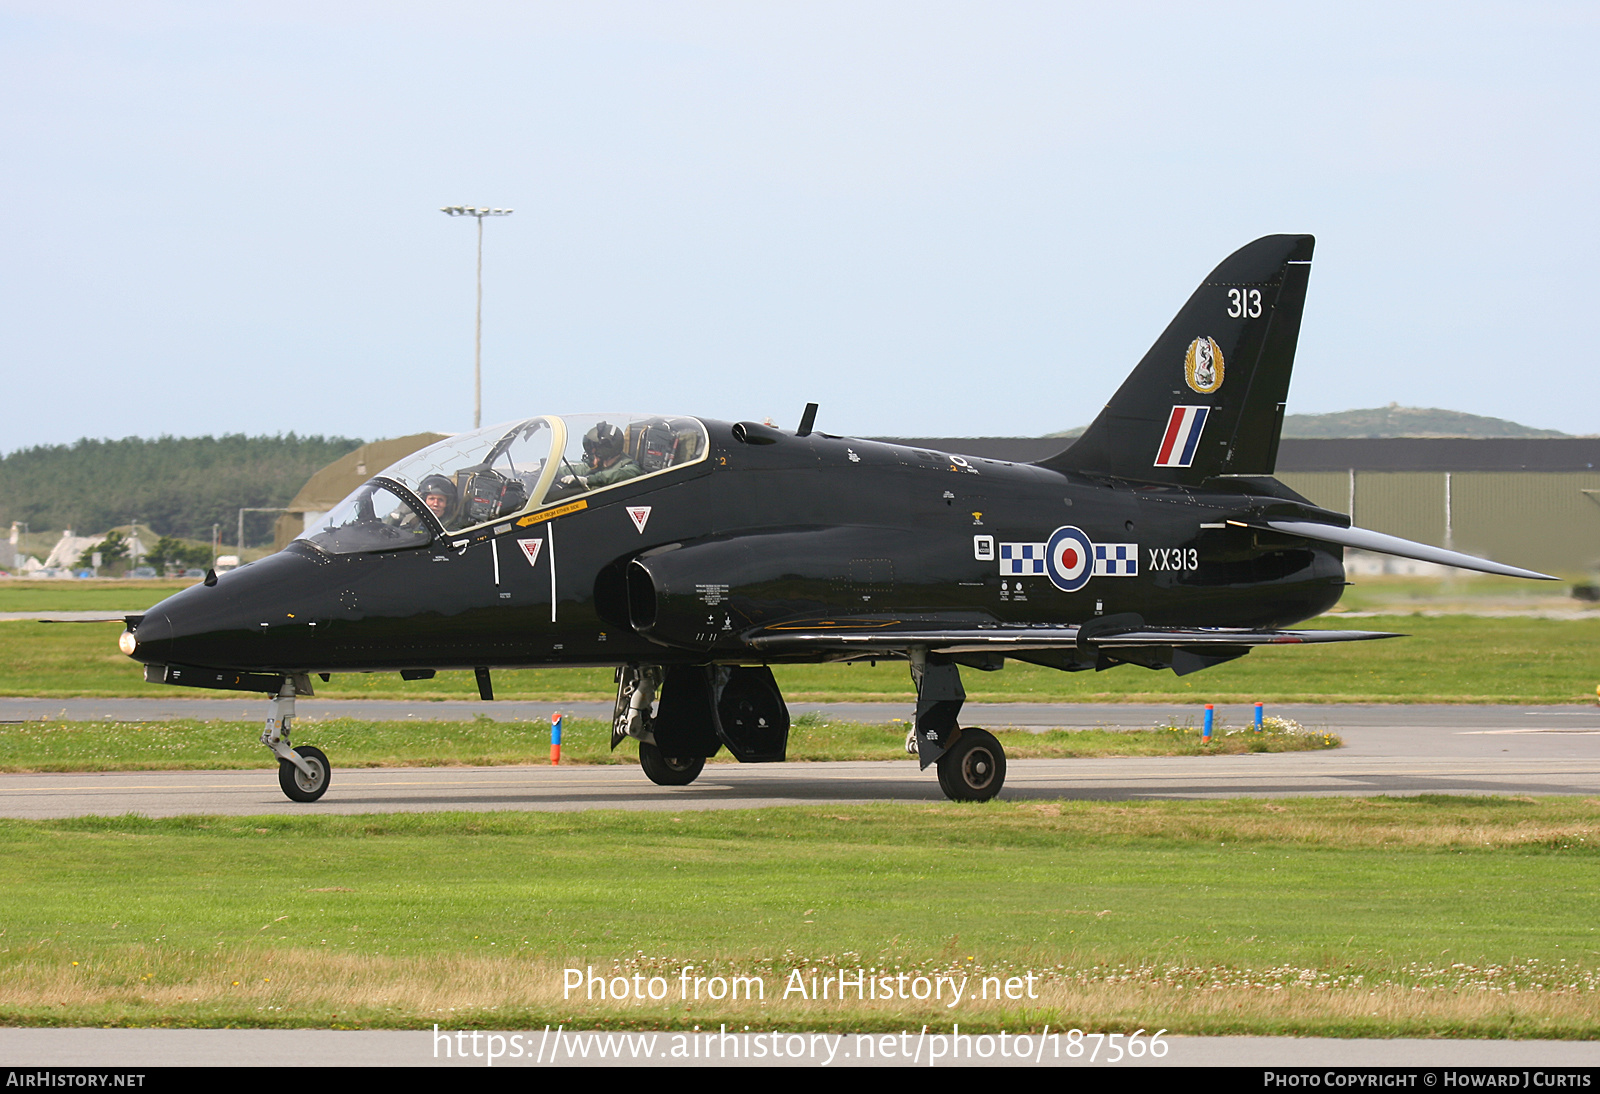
[0,434,363,546]
[1280,406,1568,439]
[1049,406,1571,440]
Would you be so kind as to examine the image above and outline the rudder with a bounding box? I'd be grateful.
[1041,235,1314,484]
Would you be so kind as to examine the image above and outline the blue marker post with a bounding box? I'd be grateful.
[1202,703,1214,744]
[1254,702,1264,732]
[550,712,563,765]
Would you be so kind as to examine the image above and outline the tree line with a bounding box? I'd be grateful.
[0,434,363,547]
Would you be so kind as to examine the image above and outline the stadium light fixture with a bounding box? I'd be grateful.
[441,205,514,428]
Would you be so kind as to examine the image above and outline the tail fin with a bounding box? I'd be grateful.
[1040,235,1314,484]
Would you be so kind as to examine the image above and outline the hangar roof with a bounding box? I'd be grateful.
[1269,438,1600,472]
[875,437,1600,473]
[284,432,450,513]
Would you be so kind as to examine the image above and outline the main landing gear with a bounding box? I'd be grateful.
[638,743,705,786]
[613,664,698,788]
[615,656,1008,802]
[263,678,331,802]
[933,727,1006,802]
[612,664,791,787]
[611,665,718,787]
[910,648,1007,802]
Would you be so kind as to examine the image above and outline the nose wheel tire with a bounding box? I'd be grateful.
[639,743,705,787]
[278,745,331,802]
[935,728,1005,802]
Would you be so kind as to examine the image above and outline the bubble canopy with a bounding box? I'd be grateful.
[298,413,708,555]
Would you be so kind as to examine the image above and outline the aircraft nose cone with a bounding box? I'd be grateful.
[127,548,334,674]
[127,602,222,669]
[135,586,262,669]
[124,610,174,666]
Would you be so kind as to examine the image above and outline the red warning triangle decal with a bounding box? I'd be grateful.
[517,538,543,566]
[627,506,652,534]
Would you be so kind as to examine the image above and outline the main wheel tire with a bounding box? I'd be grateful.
[639,743,705,787]
[935,728,1005,802]
[278,745,331,802]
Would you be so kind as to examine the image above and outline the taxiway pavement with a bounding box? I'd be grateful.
[4,1027,1598,1068]
[1,701,1596,818]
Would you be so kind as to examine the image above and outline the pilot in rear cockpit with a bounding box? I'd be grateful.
[559,422,642,491]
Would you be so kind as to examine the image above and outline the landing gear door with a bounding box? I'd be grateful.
[711,665,789,763]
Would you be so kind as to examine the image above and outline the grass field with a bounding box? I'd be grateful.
[1,797,1595,1035]
[0,715,1335,773]
[4,579,1594,1040]
[4,614,1597,703]
[1329,572,1597,615]
[0,580,194,612]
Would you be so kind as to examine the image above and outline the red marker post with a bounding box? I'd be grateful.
[550,712,562,765]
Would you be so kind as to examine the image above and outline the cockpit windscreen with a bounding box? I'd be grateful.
[381,417,555,532]
[300,483,434,556]
[296,414,709,553]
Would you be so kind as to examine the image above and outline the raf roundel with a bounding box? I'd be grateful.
[1044,525,1095,593]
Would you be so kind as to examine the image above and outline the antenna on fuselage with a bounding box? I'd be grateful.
[796,403,818,437]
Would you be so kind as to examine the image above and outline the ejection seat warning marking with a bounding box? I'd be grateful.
[697,584,729,606]
[627,506,652,534]
[518,539,543,567]
[517,499,588,526]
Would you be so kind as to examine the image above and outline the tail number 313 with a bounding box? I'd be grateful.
[1227,288,1262,318]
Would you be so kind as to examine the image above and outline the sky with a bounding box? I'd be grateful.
[3,1,1598,452]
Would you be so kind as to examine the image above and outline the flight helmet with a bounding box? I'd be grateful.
[583,422,625,463]
[417,474,458,519]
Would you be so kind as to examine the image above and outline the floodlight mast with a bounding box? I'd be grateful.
[440,205,514,429]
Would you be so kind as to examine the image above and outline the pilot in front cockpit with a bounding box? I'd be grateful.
[418,475,458,523]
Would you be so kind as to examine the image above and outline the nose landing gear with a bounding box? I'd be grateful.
[262,677,331,803]
[279,744,331,801]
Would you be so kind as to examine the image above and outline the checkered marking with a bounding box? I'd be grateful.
[999,542,1047,577]
[999,533,1141,590]
[1094,543,1139,576]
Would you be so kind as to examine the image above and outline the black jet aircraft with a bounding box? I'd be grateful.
[119,235,1554,803]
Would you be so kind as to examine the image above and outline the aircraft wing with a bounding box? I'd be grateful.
[744,620,1399,656]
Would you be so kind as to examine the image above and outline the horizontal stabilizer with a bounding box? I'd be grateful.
[1264,521,1557,581]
